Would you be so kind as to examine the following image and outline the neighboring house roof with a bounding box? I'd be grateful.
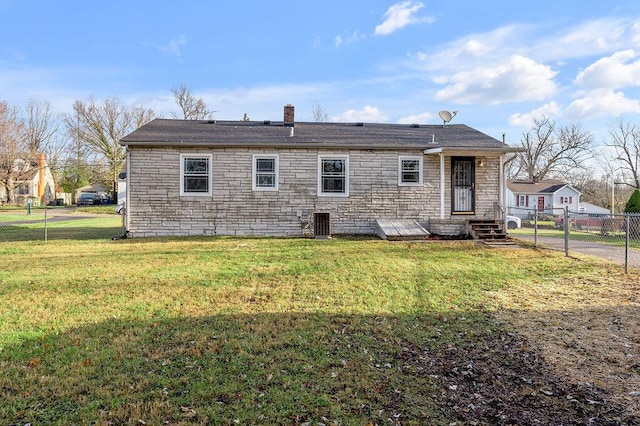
[120,119,517,153]
[14,167,39,182]
[507,179,581,195]
[579,202,610,214]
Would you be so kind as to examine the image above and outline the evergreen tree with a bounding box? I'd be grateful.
[624,189,640,213]
[624,189,640,239]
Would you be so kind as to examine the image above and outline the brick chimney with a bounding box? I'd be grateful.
[284,104,295,127]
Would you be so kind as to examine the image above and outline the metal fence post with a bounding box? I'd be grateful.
[564,207,569,256]
[44,206,48,242]
[625,214,630,274]
[534,206,538,247]
[121,203,126,236]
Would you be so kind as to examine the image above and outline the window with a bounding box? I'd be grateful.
[398,156,423,186]
[17,184,30,195]
[180,154,212,196]
[318,155,349,196]
[252,154,279,191]
[517,195,528,207]
[560,196,573,204]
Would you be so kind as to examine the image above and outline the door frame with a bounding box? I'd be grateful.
[451,156,476,214]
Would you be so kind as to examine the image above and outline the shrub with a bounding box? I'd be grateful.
[624,189,640,213]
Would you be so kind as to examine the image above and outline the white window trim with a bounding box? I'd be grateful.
[252,154,279,191]
[317,155,349,197]
[398,156,423,186]
[180,153,213,196]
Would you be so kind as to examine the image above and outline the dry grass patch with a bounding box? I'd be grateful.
[490,254,640,420]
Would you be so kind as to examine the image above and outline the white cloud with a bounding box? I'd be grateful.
[434,55,558,105]
[374,1,434,36]
[411,25,526,71]
[509,102,562,128]
[332,106,388,122]
[566,89,640,120]
[534,18,640,62]
[334,31,366,47]
[146,35,187,57]
[575,49,640,89]
[410,18,640,74]
[396,112,434,124]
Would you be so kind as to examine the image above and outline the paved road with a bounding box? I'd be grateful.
[514,233,640,269]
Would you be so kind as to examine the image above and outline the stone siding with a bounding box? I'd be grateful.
[127,147,501,237]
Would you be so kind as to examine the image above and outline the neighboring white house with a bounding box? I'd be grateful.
[506,178,581,218]
[579,202,610,215]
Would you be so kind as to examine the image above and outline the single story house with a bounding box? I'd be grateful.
[119,105,521,238]
[0,153,56,206]
[506,178,581,218]
[578,202,610,215]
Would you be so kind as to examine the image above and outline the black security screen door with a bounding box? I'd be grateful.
[452,157,475,214]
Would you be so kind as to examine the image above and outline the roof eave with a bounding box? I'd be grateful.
[424,146,525,155]
[120,140,429,150]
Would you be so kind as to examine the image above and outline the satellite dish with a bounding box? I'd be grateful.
[439,110,458,127]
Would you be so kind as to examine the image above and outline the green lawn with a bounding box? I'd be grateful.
[0,214,123,241]
[0,237,634,424]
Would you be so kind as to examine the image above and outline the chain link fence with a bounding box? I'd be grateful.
[0,206,126,242]
[5,205,639,273]
[511,207,640,273]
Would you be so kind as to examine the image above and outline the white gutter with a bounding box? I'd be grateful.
[500,154,506,228]
[425,147,443,155]
[424,147,524,156]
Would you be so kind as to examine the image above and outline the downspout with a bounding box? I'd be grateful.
[500,154,506,227]
[125,147,131,234]
[440,152,445,219]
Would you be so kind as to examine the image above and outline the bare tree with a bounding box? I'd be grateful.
[171,84,213,120]
[58,111,97,195]
[311,101,328,122]
[24,100,57,152]
[605,119,640,189]
[0,100,31,204]
[64,97,156,201]
[23,99,66,176]
[512,117,593,180]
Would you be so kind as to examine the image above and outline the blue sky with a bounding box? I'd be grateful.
[2,0,640,143]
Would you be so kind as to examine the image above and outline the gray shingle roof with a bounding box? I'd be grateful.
[120,119,516,151]
[507,179,578,194]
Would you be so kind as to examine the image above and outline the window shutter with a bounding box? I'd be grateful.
[516,196,520,207]
[526,195,529,207]
[569,196,573,204]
